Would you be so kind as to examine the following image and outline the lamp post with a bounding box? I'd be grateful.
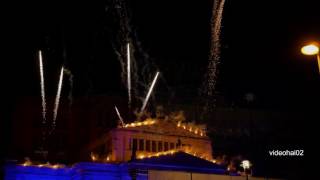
[240,160,251,180]
[301,43,320,74]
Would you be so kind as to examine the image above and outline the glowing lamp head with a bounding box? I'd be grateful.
[301,44,319,55]
[240,160,251,170]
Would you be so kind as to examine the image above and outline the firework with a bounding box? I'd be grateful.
[38,50,46,124]
[203,0,226,111]
[127,43,132,108]
[140,72,160,114]
[115,106,125,127]
[53,67,64,127]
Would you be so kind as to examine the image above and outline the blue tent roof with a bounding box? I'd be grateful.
[129,151,228,174]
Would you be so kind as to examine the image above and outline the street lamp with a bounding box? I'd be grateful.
[240,160,252,180]
[301,43,320,74]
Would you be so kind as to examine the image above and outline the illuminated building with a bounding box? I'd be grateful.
[5,117,285,179]
[87,117,213,163]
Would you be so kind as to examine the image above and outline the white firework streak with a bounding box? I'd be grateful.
[38,50,47,124]
[53,67,64,127]
[207,0,225,97]
[140,72,160,114]
[127,43,131,108]
[115,106,125,127]
[212,0,225,61]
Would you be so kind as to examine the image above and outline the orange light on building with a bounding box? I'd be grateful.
[177,121,181,127]
[52,164,59,169]
[91,152,98,161]
[22,158,32,167]
[124,119,157,128]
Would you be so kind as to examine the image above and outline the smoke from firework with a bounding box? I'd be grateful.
[63,68,73,106]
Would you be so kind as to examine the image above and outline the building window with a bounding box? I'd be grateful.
[170,142,174,149]
[152,141,156,152]
[146,140,150,152]
[139,139,144,151]
[176,139,181,148]
[164,142,168,151]
[158,141,163,152]
[132,138,137,151]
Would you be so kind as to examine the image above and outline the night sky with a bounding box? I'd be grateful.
[4,0,320,109]
[2,0,319,178]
